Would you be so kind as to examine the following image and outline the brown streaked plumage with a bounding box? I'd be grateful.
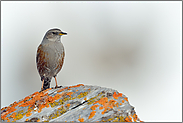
[36,28,67,91]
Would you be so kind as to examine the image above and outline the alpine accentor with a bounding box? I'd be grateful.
[36,28,67,91]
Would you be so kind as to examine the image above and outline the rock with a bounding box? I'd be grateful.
[1,84,142,122]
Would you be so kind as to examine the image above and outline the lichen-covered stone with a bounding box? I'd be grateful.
[1,84,142,122]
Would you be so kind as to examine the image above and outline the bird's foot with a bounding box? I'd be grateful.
[52,85,62,89]
[39,88,45,92]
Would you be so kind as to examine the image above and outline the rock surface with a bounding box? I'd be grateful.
[1,84,142,122]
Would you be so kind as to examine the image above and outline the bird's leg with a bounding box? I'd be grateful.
[54,77,58,88]
[41,79,44,91]
[54,77,62,89]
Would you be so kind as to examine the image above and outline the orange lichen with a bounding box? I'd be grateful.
[76,90,78,92]
[48,96,54,102]
[124,97,128,102]
[38,103,48,113]
[1,107,7,111]
[109,99,116,103]
[57,87,68,93]
[69,84,84,88]
[25,118,29,121]
[84,97,87,101]
[1,88,68,121]
[38,109,42,113]
[1,106,17,120]
[19,91,49,113]
[19,91,49,108]
[101,110,105,115]
[94,97,118,115]
[90,105,99,110]
[78,118,84,122]
[7,118,10,122]
[9,112,16,118]
[54,94,62,100]
[66,92,73,97]
[23,96,31,101]
[26,111,32,117]
[67,104,70,107]
[132,114,143,122]
[132,114,138,122]
[2,117,8,121]
[125,115,132,122]
[1,89,54,121]
[122,100,125,103]
[32,91,39,96]
[120,103,122,105]
[78,115,85,122]
[58,105,64,110]
[113,92,122,99]
[94,97,108,105]
[99,106,104,110]
[88,111,96,119]
[57,89,64,93]
[46,103,50,108]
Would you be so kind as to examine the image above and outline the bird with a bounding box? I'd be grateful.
[36,28,67,91]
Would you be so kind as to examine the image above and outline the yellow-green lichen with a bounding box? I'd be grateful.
[100,115,125,122]
[15,113,23,120]
[63,97,69,102]
[19,110,24,113]
[48,106,67,120]
[54,102,59,106]
[108,118,113,121]
[87,94,104,105]
[68,97,72,100]
[12,110,27,121]
[113,117,119,122]
[49,98,68,108]
[50,103,55,108]
[118,116,125,122]
[77,92,88,99]
[59,99,64,105]
[59,107,66,114]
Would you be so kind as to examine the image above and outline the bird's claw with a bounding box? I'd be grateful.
[51,85,62,89]
[55,85,62,89]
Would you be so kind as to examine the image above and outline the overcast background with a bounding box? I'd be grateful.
[1,1,182,122]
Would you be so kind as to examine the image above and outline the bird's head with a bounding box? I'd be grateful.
[44,28,67,42]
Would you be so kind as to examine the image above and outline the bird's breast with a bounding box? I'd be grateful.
[38,42,64,70]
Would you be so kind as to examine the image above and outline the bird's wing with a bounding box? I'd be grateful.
[54,51,65,75]
[36,44,49,76]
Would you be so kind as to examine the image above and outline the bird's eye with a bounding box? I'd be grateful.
[52,32,58,35]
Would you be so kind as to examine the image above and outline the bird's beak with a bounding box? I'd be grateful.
[59,32,67,35]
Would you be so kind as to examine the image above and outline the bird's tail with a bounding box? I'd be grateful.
[41,77,51,91]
